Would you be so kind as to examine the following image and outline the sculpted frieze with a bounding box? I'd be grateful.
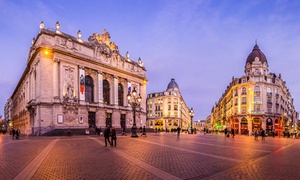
[56,37,81,52]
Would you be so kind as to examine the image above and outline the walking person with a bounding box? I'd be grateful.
[99,127,102,136]
[177,126,181,137]
[224,128,228,138]
[121,127,126,136]
[254,130,259,140]
[67,127,71,137]
[231,128,235,138]
[261,129,265,141]
[104,125,111,147]
[110,126,117,147]
[16,129,20,139]
[141,126,147,137]
[12,128,16,139]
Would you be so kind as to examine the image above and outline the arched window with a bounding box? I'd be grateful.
[85,76,94,102]
[103,80,110,104]
[254,86,260,94]
[118,83,124,106]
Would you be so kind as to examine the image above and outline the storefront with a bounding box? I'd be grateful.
[240,118,248,134]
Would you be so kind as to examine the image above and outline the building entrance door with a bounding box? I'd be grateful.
[106,113,112,127]
[120,114,126,129]
[88,112,96,128]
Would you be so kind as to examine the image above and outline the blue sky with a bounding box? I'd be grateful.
[1,0,300,120]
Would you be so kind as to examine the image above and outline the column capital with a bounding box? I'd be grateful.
[54,58,60,63]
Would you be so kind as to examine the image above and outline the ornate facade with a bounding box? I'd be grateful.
[4,22,147,135]
[146,79,190,131]
[211,43,298,135]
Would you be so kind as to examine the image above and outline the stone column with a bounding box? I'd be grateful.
[98,72,103,103]
[114,76,118,105]
[53,58,60,99]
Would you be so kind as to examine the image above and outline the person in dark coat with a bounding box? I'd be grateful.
[67,127,71,137]
[12,128,16,139]
[231,128,235,138]
[16,129,20,139]
[261,129,265,141]
[224,128,228,137]
[110,127,117,147]
[104,125,111,147]
[177,126,181,137]
[141,126,147,137]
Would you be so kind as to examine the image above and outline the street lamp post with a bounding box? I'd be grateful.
[189,107,194,134]
[127,87,142,138]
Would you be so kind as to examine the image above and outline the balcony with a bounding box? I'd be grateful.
[267,92,272,97]
[253,101,262,104]
[251,111,265,115]
[254,91,260,95]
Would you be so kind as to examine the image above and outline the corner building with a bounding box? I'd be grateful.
[4,22,147,135]
[146,79,190,131]
[211,43,298,136]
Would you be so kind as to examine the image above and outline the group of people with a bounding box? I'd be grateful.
[11,128,21,139]
[254,129,266,141]
[104,125,117,147]
[224,128,235,138]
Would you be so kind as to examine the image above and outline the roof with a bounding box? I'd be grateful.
[167,78,179,90]
[245,43,268,66]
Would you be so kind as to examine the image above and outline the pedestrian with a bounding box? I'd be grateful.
[231,128,235,138]
[141,126,147,137]
[99,127,102,136]
[254,130,259,140]
[104,125,111,147]
[177,126,181,137]
[12,128,16,139]
[16,129,20,139]
[110,126,117,147]
[121,127,126,136]
[261,129,265,141]
[224,128,228,137]
[67,127,71,137]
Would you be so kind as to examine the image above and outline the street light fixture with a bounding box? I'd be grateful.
[189,107,195,134]
[127,87,142,138]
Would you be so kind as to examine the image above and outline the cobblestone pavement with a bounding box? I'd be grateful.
[0,132,299,180]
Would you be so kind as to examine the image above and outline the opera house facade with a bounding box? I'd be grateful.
[4,22,147,135]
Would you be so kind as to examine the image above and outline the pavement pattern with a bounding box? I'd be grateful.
[0,132,299,180]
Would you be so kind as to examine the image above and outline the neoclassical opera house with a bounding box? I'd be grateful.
[210,43,298,135]
[4,22,147,135]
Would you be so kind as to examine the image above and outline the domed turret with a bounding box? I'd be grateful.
[167,78,179,90]
[245,43,268,66]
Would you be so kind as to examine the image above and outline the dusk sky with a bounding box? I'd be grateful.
[1,0,300,120]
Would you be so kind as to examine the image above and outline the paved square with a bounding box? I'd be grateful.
[0,132,299,179]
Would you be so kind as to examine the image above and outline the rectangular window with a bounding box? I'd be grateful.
[254,105,260,112]
[241,107,246,114]
[241,97,247,104]
[174,105,178,110]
